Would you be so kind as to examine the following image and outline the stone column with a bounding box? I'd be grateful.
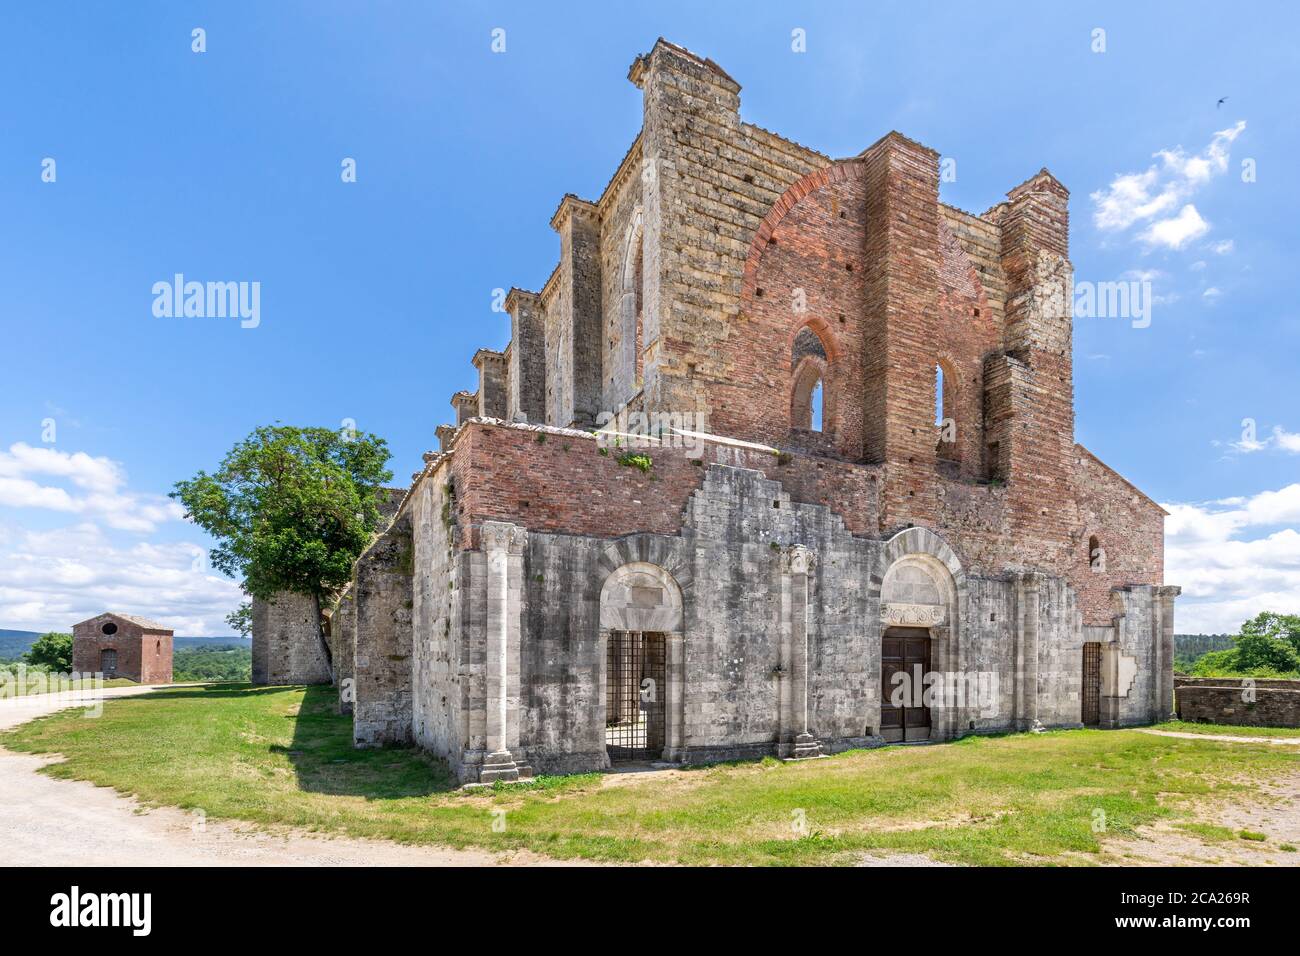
[1014,572,1042,731]
[1154,585,1181,722]
[480,521,527,783]
[782,545,822,758]
[663,632,685,761]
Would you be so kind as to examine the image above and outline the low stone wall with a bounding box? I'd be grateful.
[1174,676,1300,728]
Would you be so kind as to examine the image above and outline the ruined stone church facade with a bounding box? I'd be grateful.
[267,40,1178,783]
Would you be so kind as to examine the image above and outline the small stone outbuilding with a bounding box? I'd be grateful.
[72,612,173,683]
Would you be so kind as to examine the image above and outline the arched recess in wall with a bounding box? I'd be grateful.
[617,209,645,396]
[934,357,959,463]
[789,322,836,437]
[598,559,686,765]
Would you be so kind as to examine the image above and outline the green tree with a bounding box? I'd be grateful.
[1189,648,1243,677]
[24,632,73,671]
[1239,611,1300,656]
[226,602,252,638]
[171,425,392,677]
[1232,629,1300,674]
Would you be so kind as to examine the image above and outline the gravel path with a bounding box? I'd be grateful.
[0,686,580,867]
[1136,728,1300,746]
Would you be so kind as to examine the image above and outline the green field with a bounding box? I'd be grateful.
[4,684,1297,866]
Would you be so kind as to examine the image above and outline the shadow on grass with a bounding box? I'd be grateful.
[128,684,291,701]
[118,682,462,801]
[275,684,460,800]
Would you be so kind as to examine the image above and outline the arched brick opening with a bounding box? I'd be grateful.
[935,356,959,464]
[791,357,826,431]
[1087,533,1105,573]
[788,321,837,444]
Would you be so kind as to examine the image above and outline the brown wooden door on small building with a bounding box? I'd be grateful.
[881,627,931,742]
[100,648,118,678]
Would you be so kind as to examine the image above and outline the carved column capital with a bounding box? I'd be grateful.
[782,544,817,575]
[481,520,527,554]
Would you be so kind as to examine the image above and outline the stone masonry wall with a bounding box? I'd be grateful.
[326,587,356,714]
[634,40,828,418]
[1176,677,1300,728]
[599,137,646,412]
[353,515,414,746]
[505,289,546,423]
[251,591,330,685]
[417,458,1170,778]
[410,468,465,763]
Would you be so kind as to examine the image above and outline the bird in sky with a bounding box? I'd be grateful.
[1217,96,1229,108]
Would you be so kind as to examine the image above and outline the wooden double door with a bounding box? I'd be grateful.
[880,627,932,742]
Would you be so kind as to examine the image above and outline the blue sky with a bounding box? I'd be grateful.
[2,1,1297,634]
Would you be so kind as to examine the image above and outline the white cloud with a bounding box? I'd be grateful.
[1273,427,1300,453]
[1226,435,1266,453]
[0,443,241,635]
[0,443,183,532]
[1211,239,1235,255]
[1164,482,1300,633]
[1091,121,1244,248]
[1092,168,1177,231]
[1222,424,1300,456]
[1141,204,1210,249]
[0,442,122,493]
[1202,285,1221,300]
[0,521,242,636]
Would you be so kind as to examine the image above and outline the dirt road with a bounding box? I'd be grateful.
[0,686,578,867]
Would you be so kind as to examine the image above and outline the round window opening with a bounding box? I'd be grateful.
[101,622,118,636]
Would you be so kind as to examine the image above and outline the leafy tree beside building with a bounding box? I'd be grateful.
[171,425,393,678]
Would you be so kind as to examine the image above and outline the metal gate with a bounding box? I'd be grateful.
[605,631,666,761]
[1082,642,1102,726]
[100,649,118,678]
[880,627,931,742]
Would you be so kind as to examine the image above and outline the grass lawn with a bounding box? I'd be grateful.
[4,684,1298,866]
[1152,720,1300,738]
[0,675,138,698]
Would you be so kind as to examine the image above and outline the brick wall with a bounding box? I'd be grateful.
[72,615,172,683]
[446,419,885,545]
[438,418,1160,627]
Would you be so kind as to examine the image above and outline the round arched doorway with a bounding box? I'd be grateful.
[598,561,684,763]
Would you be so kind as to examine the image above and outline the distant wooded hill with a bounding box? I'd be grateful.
[0,629,249,661]
[1174,634,1236,661]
